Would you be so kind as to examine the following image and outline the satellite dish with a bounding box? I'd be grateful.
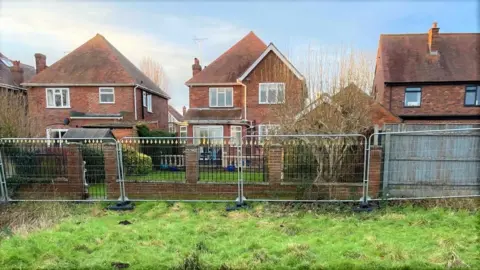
[63,118,70,125]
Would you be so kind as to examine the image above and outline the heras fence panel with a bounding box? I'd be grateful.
[367,128,480,200]
[0,138,120,201]
[119,137,241,201]
[240,134,367,202]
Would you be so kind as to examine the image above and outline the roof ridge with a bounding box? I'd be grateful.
[189,31,267,80]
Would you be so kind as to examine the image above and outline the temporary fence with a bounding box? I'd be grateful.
[0,129,479,203]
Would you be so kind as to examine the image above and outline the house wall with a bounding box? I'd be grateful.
[135,88,169,130]
[27,86,135,135]
[386,84,480,123]
[242,51,304,125]
[188,85,244,109]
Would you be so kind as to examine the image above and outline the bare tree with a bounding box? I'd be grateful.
[139,56,169,93]
[0,90,37,137]
[256,44,376,199]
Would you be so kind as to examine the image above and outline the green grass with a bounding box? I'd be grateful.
[0,202,478,269]
[125,171,265,183]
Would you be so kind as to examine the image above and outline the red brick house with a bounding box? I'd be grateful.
[22,34,170,139]
[184,31,306,143]
[168,105,186,136]
[372,22,480,124]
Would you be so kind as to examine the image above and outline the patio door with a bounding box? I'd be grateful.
[193,126,224,164]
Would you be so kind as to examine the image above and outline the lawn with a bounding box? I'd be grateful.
[0,201,478,269]
[125,170,265,183]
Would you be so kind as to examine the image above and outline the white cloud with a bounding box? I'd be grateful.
[0,1,248,109]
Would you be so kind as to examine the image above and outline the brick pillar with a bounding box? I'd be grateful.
[103,143,120,199]
[368,146,383,199]
[267,144,283,185]
[185,145,198,184]
[66,143,84,199]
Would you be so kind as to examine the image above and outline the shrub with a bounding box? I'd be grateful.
[80,146,105,184]
[122,146,153,175]
[136,124,182,168]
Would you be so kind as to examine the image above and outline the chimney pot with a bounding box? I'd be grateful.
[192,58,202,76]
[182,106,187,116]
[34,53,47,74]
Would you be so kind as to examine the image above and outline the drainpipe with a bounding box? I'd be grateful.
[133,85,140,120]
[237,80,247,121]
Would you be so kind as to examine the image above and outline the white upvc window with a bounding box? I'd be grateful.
[46,128,68,145]
[99,87,115,104]
[168,123,175,133]
[193,125,224,145]
[230,126,242,145]
[147,94,153,112]
[259,83,285,104]
[180,126,187,138]
[143,92,147,107]
[46,88,70,108]
[258,124,280,142]
[209,87,233,107]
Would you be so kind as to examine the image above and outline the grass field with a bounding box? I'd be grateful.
[125,171,265,183]
[0,201,478,269]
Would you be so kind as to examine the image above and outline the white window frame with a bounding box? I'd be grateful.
[258,124,280,142]
[168,123,175,133]
[259,83,285,104]
[143,92,147,107]
[230,126,242,145]
[46,128,68,145]
[180,126,187,138]
[99,87,115,104]
[209,87,233,107]
[46,88,70,108]
[193,125,224,145]
[147,94,153,113]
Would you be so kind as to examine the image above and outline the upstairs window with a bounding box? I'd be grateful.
[99,87,115,104]
[404,87,421,107]
[465,86,480,106]
[209,88,233,107]
[46,88,70,108]
[259,83,285,104]
[147,94,153,113]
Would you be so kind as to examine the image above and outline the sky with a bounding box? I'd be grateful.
[0,0,478,112]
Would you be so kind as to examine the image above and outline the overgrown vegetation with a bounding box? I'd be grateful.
[0,90,37,138]
[0,200,478,269]
[122,145,153,175]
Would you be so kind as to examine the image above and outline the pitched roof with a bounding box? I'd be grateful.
[379,33,480,83]
[186,31,267,85]
[184,108,242,121]
[25,34,169,98]
[168,105,184,122]
[0,52,35,89]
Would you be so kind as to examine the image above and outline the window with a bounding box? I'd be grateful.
[147,94,153,112]
[143,92,147,107]
[209,88,233,107]
[99,87,115,104]
[46,129,68,145]
[180,126,187,138]
[46,88,70,108]
[404,87,421,107]
[258,124,280,142]
[231,126,242,145]
[193,126,223,145]
[259,83,285,104]
[465,86,480,106]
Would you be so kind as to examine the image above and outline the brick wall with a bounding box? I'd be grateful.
[136,88,169,130]
[376,84,480,120]
[242,51,304,124]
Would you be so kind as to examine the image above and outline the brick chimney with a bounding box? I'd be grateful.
[192,58,202,76]
[9,61,24,85]
[34,53,47,74]
[428,21,440,55]
[182,106,187,116]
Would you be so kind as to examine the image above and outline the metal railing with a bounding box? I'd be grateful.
[0,128,479,203]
